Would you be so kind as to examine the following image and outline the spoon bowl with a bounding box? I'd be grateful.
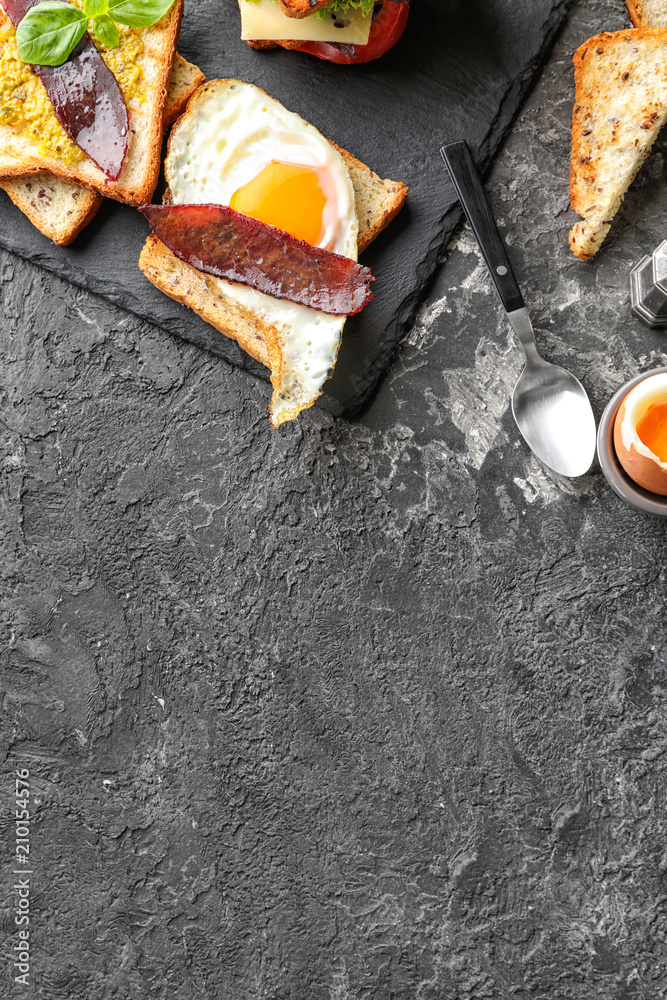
[511,360,597,477]
[441,141,597,478]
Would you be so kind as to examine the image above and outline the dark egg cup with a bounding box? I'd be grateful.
[597,368,667,518]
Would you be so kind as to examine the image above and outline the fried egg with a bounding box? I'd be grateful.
[165,80,358,426]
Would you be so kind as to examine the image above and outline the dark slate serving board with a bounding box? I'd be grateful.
[0,0,572,415]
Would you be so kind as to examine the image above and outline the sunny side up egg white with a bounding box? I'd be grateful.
[165,80,358,425]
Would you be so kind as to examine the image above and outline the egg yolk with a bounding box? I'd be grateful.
[230,161,327,247]
[636,401,667,462]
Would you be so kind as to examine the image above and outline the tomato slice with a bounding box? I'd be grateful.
[290,0,410,65]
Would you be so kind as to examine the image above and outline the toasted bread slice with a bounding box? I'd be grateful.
[627,1,667,26]
[0,174,102,246]
[139,147,406,369]
[277,0,332,17]
[0,55,206,246]
[164,53,207,123]
[0,1,183,206]
[331,144,407,254]
[569,29,667,259]
[138,80,407,424]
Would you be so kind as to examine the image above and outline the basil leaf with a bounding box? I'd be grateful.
[16,2,87,66]
[106,0,175,27]
[92,13,119,47]
[84,0,108,17]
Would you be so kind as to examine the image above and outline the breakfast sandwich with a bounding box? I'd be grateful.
[239,0,410,64]
[0,0,183,206]
[0,53,205,245]
[139,79,407,426]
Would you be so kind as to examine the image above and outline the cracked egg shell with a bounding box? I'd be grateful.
[614,372,667,496]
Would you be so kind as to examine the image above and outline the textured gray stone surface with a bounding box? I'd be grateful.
[2,1,667,997]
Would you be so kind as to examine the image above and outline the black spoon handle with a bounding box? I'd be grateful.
[440,140,525,315]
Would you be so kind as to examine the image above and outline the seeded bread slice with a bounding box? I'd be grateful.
[330,145,407,254]
[0,174,102,246]
[0,0,183,206]
[626,1,667,26]
[164,53,207,122]
[569,29,667,259]
[138,146,407,383]
[0,55,206,246]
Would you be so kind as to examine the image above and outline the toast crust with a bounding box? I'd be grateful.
[0,54,205,246]
[331,143,407,253]
[0,0,183,205]
[626,0,644,24]
[569,28,667,259]
[162,54,207,128]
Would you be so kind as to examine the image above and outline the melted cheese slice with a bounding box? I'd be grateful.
[238,0,373,44]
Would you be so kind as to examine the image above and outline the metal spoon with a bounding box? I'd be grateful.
[440,140,596,478]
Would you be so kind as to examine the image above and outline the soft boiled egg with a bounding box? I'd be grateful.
[165,80,358,426]
[614,371,667,495]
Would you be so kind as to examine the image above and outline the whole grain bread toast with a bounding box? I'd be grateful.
[627,0,667,25]
[139,146,407,367]
[569,28,667,259]
[138,80,407,422]
[140,143,407,367]
[0,0,183,206]
[162,53,208,127]
[0,55,206,246]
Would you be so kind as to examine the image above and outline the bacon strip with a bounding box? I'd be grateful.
[1,0,128,179]
[140,203,374,316]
